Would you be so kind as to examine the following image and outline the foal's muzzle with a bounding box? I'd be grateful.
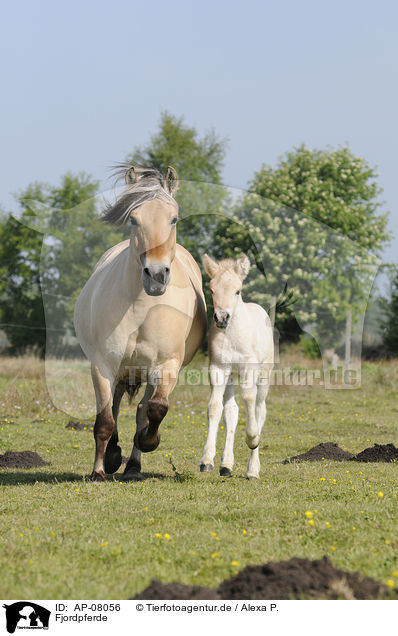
[142,263,170,296]
[214,310,230,329]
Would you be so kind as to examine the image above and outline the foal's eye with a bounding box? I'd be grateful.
[170,216,178,226]
[236,290,240,295]
[130,216,138,227]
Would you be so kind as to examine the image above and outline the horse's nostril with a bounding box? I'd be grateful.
[165,267,170,275]
[144,267,150,277]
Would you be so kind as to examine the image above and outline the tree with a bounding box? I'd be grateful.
[381,268,398,355]
[128,112,230,266]
[0,173,124,354]
[215,145,390,348]
[0,208,46,353]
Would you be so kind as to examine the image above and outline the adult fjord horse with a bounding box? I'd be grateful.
[74,166,207,481]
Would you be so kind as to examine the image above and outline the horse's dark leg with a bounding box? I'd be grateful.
[103,381,125,474]
[123,383,154,482]
[91,402,114,482]
[135,360,179,453]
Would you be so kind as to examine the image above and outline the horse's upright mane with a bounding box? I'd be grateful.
[102,164,178,226]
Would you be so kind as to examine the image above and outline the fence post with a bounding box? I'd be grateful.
[344,309,351,385]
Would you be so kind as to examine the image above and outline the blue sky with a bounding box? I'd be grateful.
[1,0,397,269]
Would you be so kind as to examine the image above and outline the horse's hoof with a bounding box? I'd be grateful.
[220,466,233,477]
[200,463,213,472]
[122,470,144,482]
[246,474,259,481]
[104,444,122,474]
[91,470,106,482]
[134,429,160,453]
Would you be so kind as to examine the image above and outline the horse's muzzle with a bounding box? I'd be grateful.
[142,263,170,296]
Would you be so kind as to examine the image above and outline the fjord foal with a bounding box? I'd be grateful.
[74,166,207,481]
[200,255,274,479]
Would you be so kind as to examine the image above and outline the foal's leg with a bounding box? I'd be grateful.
[200,366,230,472]
[123,383,154,482]
[246,377,270,479]
[241,364,260,450]
[220,379,239,477]
[91,365,114,482]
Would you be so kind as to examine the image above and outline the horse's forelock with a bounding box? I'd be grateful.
[101,166,178,226]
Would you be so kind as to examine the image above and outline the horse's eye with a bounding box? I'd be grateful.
[170,216,178,226]
[130,216,138,227]
[236,290,240,295]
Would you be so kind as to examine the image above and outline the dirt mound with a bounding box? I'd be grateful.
[283,442,354,464]
[0,450,50,468]
[217,556,391,600]
[351,443,398,463]
[133,557,394,600]
[134,580,217,600]
[66,420,90,431]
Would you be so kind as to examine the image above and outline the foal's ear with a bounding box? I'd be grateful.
[235,255,250,280]
[202,254,219,278]
[164,166,179,196]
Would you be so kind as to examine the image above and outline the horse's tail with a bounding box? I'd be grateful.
[270,283,298,314]
[127,382,141,404]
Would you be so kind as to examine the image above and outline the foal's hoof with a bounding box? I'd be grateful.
[219,466,233,477]
[90,470,106,482]
[104,444,122,474]
[122,470,144,482]
[246,474,259,481]
[200,463,213,472]
[134,429,160,453]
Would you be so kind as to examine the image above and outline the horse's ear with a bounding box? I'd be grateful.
[235,254,250,280]
[202,254,219,278]
[125,166,138,185]
[164,166,179,196]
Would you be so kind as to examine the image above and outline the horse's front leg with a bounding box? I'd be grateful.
[91,365,114,482]
[123,383,154,482]
[200,365,230,472]
[134,359,180,453]
[103,380,125,475]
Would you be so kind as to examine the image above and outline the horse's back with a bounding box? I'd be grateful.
[92,239,130,274]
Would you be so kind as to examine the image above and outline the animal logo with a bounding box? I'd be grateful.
[2,602,50,633]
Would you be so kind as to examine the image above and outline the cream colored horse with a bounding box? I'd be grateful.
[200,254,274,479]
[74,166,207,481]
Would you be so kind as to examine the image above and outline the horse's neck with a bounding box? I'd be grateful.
[124,242,144,295]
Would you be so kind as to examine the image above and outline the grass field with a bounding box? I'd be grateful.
[0,352,397,598]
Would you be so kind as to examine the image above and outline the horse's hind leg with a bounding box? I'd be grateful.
[220,379,239,477]
[103,381,125,474]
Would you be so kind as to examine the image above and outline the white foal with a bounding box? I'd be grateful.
[200,254,274,479]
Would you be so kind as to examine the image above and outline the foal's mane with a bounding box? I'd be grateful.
[101,164,178,226]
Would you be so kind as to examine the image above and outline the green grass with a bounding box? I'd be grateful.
[0,353,397,598]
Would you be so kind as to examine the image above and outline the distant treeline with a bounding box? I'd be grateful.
[0,112,395,357]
